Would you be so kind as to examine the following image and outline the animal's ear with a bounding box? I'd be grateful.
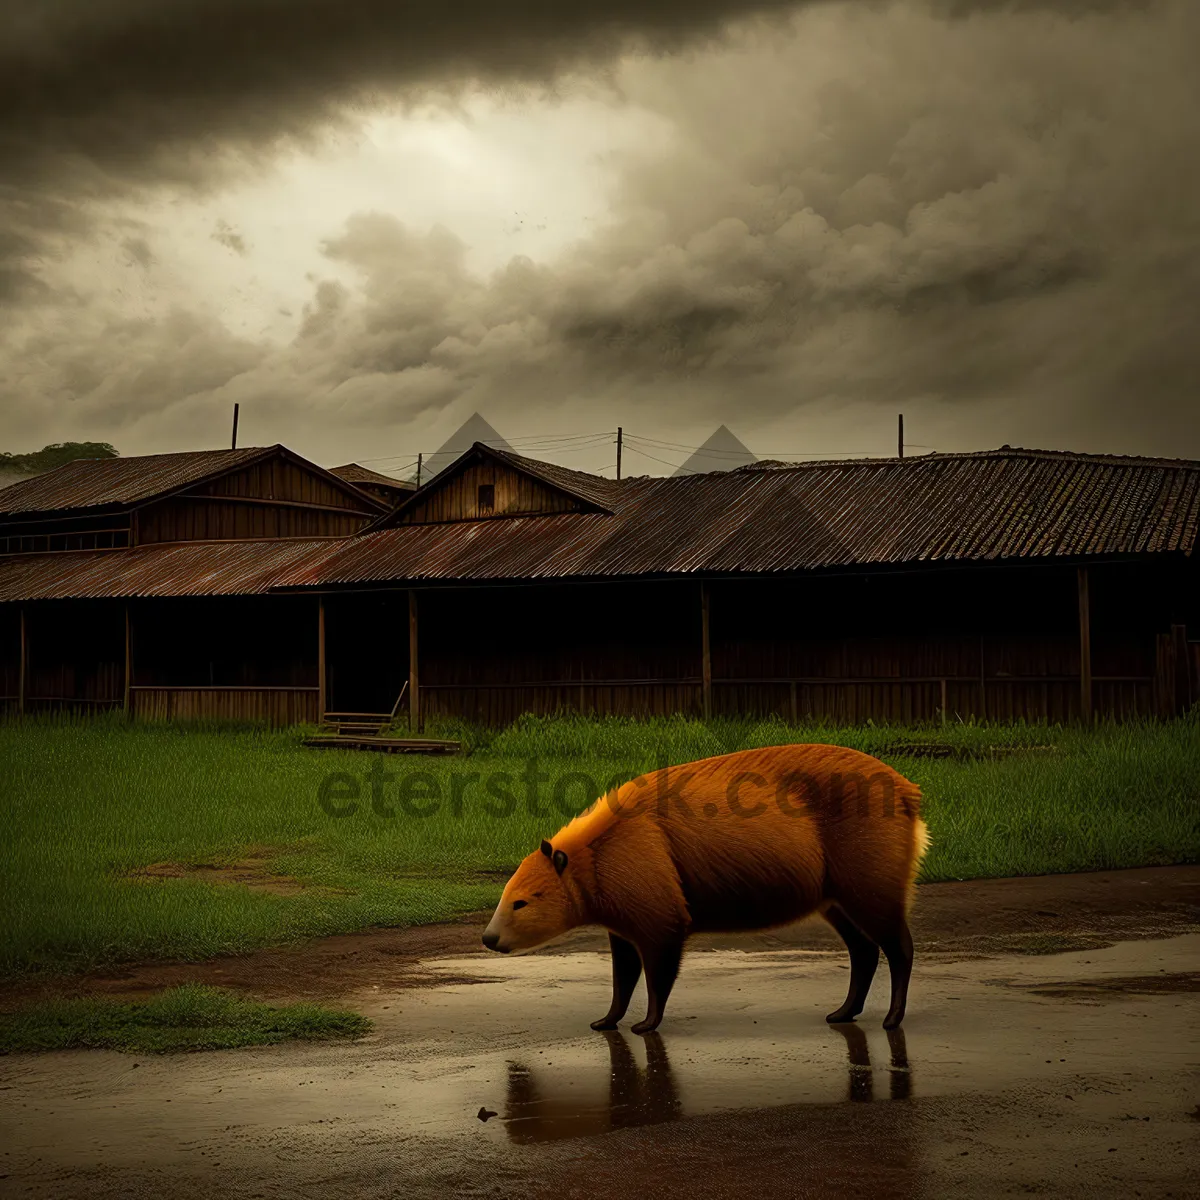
[552,849,568,876]
[540,839,553,858]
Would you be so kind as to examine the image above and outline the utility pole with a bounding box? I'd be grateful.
[616,427,623,480]
[416,453,422,488]
[897,413,904,459]
[231,403,240,450]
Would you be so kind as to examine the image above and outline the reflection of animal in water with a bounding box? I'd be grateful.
[504,1031,681,1143]
[483,745,929,1033]
[501,1027,915,1143]
[833,1024,912,1102]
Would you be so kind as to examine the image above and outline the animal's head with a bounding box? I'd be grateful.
[482,839,579,954]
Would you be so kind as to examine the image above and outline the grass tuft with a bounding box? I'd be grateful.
[0,984,371,1053]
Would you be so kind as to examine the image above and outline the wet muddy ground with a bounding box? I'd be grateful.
[2,866,1199,1198]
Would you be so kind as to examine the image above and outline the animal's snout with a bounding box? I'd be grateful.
[481,931,501,950]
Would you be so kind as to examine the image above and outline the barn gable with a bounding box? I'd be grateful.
[379,443,616,527]
[0,445,386,553]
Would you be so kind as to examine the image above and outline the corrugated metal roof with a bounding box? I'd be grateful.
[0,538,341,602]
[288,447,1200,588]
[0,447,1195,603]
[0,447,278,516]
[329,463,415,491]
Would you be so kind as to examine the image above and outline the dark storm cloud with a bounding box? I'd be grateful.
[0,0,829,307]
[0,0,1148,183]
[1,0,1197,461]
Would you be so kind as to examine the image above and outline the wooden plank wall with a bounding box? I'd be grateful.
[414,563,1176,726]
[397,460,584,524]
[417,580,701,725]
[136,497,368,543]
[136,457,378,543]
[0,595,320,725]
[199,458,373,510]
[131,687,319,724]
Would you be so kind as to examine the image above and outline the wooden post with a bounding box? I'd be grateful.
[940,676,948,726]
[409,589,421,732]
[1077,566,1093,724]
[789,680,798,726]
[616,427,623,481]
[700,582,712,720]
[978,635,986,721]
[18,607,27,716]
[231,403,240,449]
[123,604,132,718]
[317,597,327,722]
[898,413,904,459]
[1170,623,1191,716]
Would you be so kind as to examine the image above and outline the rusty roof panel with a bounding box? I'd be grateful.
[0,447,278,516]
[288,448,1200,588]
[0,538,341,602]
[0,447,1195,603]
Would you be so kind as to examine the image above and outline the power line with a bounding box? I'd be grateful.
[623,432,881,458]
[351,425,932,478]
[623,443,697,474]
[502,431,614,446]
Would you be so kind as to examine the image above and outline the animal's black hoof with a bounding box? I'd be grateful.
[882,1013,904,1030]
[630,1019,660,1035]
[826,1010,858,1024]
[590,1018,619,1031]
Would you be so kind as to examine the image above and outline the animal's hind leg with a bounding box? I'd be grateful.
[822,904,880,1024]
[833,899,915,1029]
[877,918,914,1030]
[591,934,644,1031]
[631,937,685,1035]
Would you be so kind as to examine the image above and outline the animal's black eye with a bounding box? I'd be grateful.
[512,900,528,911]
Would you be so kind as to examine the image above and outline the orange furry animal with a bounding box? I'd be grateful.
[482,745,929,1033]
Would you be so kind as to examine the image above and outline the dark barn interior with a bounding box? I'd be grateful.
[401,556,1191,727]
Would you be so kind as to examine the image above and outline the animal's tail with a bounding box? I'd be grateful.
[905,816,931,914]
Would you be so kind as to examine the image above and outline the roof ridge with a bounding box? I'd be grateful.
[744,446,1200,473]
[491,445,616,486]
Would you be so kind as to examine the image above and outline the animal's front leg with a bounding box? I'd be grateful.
[631,937,685,1035]
[591,933,643,1031]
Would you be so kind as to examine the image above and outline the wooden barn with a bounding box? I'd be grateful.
[0,446,384,723]
[287,443,1200,728]
[0,440,1196,728]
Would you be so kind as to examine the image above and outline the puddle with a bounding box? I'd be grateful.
[4,932,1198,1171]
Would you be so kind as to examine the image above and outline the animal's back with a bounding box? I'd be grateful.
[560,744,924,934]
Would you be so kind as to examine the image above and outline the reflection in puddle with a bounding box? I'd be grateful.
[503,1025,914,1143]
[836,1025,911,1103]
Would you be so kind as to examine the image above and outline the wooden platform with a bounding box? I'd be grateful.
[302,734,461,754]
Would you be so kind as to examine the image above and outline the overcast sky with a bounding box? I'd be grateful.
[1,0,1197,476]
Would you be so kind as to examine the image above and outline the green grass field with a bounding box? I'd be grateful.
[2,712,1197,977]
[0,984,370,1053]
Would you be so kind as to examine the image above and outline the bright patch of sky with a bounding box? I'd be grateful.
[39,89,675,344]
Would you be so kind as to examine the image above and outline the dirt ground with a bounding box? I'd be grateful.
[1,865,1199,1199]
[4,864,1198,1007]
